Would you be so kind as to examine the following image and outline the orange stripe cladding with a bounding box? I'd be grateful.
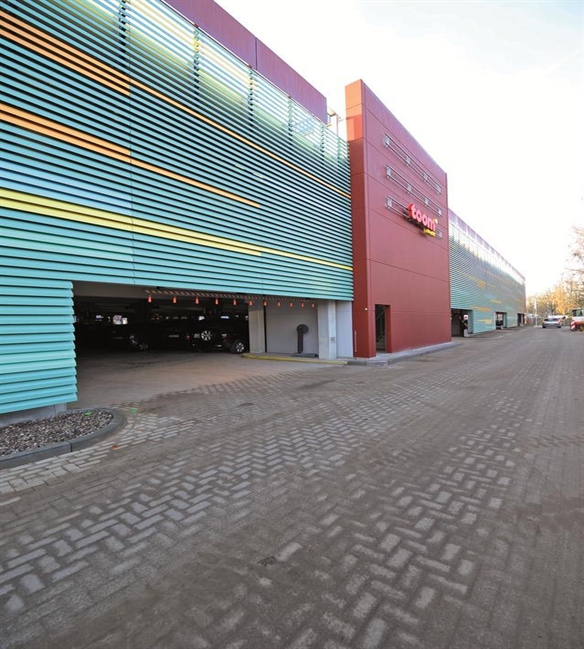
[131,78,350,199]
[0,11,130,95]
[0,103,260,207]
[129,157,260,206]
[2,10,349,200]
[1,103,130,158]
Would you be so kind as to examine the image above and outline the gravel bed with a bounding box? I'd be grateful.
[0,409,114,457]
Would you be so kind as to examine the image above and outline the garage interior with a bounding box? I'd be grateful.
[71,282,333,408]
[74,282,251,355]
[73,282,327,353]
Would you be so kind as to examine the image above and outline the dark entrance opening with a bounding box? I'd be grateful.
[451,309,471,337]
[73,294,249,355]
[375,304,390,352]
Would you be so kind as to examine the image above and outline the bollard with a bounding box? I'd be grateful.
[296,324,309,354]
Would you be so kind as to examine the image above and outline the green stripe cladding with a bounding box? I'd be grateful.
[449,216,525,333]
[0,0,352,414]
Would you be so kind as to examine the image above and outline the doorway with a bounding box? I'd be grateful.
[375,304,390,352]
[451,309,472,336]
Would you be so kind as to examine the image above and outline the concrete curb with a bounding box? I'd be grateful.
[348,341,463,366]
[243,342,463,367]
[0,410,127,470]
[242,353,348,365]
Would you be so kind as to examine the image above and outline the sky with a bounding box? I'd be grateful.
[215,0,583,296]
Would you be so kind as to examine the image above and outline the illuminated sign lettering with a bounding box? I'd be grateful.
[407,203,437,237]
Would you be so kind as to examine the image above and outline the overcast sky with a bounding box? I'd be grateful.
[215,0,583,295]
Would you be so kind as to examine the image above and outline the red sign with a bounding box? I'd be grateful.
[407,203,437,236]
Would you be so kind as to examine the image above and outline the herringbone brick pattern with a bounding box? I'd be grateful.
[1,329,582,648]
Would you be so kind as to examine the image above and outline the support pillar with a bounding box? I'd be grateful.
[317,300,337,360]
[248,302,265,353]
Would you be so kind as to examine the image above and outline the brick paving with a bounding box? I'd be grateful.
[1,328,583,648]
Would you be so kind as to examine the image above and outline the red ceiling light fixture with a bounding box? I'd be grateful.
[277,301,281,307]
[195,297,199,305]
[300,301,305,308]
[289,302,293,308]
[263,300,267,307]
[147,295,152,303]
[248,300,253,306]
[215,298,219,305]
[233,299,237,306]
[172,296,177,304]
[311,302,315,308]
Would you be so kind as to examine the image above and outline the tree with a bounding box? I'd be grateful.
[536,289,557,316]
[527,226,584,318]
[565,226,584,307]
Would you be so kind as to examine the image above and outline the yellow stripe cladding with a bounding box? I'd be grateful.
[130,0,193,47]
[1,189,260,256]
[1,189,353,271]
[0,10,350,200]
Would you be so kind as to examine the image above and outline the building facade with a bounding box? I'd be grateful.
[449,210,526,335]
[346,81,451,357]
[0,0,352,419]
[0,0,527,422]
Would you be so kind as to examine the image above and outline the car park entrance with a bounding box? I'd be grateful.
[66,281,353,413]
[70,348,330,409]
[74,287,250,356]
[72,283,255,406]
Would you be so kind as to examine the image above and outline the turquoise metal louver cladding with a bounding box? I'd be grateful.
[0,279,76,413]
[0,0,352,414]
[449,214,525,333]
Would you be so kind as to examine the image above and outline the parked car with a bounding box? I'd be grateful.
[148,321,193,349]
[105,324,151,351]
[189,316,249,354]
[542,315,563,329]
[75,322,152,351]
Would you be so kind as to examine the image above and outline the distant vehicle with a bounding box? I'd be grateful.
[541,315,563,329]
[569,307,584,332]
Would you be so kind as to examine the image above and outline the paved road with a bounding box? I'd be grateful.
[1,328,583,649]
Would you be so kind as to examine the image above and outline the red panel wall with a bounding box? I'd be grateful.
[166,0,327,122]
[346,80,451,357]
